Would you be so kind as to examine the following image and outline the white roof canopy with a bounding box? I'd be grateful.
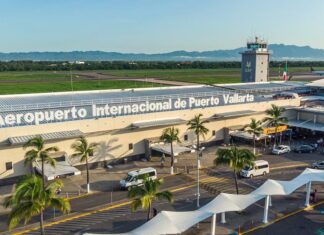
[84,168,324,235]
[286,119,324,132]
[131,118,185,129]
[151,143,195,156]
[34,153,81,180]
[8,130,84,145]
[230,130,270,140]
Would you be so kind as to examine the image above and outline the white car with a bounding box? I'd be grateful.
[272,145,291,155]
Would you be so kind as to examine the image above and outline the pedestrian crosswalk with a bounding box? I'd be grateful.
[183,167,256,195]
[20,187,209,235]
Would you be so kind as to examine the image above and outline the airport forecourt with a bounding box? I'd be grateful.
[1,80,324,185]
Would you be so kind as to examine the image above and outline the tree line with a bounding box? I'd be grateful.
[1,61,324,72]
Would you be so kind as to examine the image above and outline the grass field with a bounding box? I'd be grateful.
[0,66,321,95]
[104,69,241,84]
[0,80,163,95]
[0,71,75,81]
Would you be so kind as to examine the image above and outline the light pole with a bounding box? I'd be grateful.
[197,147,204,208]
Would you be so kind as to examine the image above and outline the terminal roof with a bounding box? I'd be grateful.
[0,82,308,111]
[0,85,232,111]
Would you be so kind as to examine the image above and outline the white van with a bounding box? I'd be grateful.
[240,160,269,178]
[120,167,157,190]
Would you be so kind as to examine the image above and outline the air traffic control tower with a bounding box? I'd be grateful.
[241,37,269,83]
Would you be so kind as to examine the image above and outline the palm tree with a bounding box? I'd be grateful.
[214,146,256,194]
[128,177,173,221]
[71,137,98,193]
[187,114,209,168]
[23,136,59,190]
[160,127,181,175]
[245,118,263,155]
[3,175,70,234]
[263,104,288,146]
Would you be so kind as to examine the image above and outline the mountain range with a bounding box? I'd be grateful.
[1,44,324,61]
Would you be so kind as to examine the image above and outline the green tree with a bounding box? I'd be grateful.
[23,136,59,190]
[71,137,98,193]
[187,114,209,168]
[245,118,263,155]
[263,104,288,146]
[160,127,181,175]
[214,146,256,194]
[3,175,70,235]
[128,177,173,221]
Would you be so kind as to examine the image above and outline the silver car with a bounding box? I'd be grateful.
[312,161,324,169]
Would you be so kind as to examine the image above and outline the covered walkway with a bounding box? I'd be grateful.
[85,168,324,235]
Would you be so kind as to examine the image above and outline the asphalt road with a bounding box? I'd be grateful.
[2,148,324,235]
[16,186,213,235]
[0,174,189,234]
[249,204,324,235]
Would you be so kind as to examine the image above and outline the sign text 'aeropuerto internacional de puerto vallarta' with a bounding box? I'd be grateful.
[0,93,257,128]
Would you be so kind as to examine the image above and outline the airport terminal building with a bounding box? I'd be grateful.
[0,81,320,184]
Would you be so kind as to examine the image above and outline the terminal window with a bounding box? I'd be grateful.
[5,162,13,171]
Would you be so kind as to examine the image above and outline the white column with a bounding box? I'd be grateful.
[211,213,216,235]
[221,212,226,224]
[305,181,312,207]
[263,195,270,224]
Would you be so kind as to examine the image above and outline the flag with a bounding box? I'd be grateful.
[283,62,288,81]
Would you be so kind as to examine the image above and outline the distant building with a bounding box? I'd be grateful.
[241,37,270,83]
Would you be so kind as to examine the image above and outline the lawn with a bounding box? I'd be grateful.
[0,71,75,81]
[0,80,163,95]
[0,67,319,95]
[103,69,241,84]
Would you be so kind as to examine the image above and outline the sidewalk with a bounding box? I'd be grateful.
[0,157,173,215]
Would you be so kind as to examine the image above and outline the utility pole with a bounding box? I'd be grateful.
[197,149,200,208]
[70,63,74,92]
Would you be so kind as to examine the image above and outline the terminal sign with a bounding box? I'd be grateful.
[0,93,258,128]
[263,125,287,135]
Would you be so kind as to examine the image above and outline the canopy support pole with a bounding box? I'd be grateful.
[269,195,272,207]
[211,213,216,235]
[305,181,312,207]
[221,212,226,224]
[263,195,270,224]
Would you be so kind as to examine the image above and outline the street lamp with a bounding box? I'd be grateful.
[197,146,205,208]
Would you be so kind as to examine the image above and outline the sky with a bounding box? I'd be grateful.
[1,0,324,53]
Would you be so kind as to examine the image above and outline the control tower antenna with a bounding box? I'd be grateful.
[240,37,270,83]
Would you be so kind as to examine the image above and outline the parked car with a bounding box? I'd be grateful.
[120,167,157,190]
[293,145,315,153]
[272,145,291,155]
[309,143,319,150]
[312,161,324,169]
[240,160,270,178]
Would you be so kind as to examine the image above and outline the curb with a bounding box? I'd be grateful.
[241,200,324,234]
[7,177,195,235]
